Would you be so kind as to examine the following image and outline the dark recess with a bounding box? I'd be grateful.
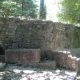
[0,47,5,55]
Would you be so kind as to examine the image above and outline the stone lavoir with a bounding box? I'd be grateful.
[4,49,80,75]
[0,18,80,75]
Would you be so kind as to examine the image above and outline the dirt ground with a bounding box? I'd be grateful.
[0,64,77,80]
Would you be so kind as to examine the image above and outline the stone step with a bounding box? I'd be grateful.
[24,60,56,69]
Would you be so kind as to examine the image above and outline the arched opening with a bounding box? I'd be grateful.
[0,47,5,55]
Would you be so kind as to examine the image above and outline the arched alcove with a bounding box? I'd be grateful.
[0,47,5,55]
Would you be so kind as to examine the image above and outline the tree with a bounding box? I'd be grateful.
[1,0,18,17]
[0,0,38,19]
[57,0,80,24]
[22,0,38,18]
[14,0,38,18]
[39,0,46,19]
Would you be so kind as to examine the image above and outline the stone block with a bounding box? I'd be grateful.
[5,49,40,64]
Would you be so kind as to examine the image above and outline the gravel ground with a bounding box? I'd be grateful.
[0,64,77,80]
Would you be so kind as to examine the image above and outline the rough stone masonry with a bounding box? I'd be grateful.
[0,18,80,51]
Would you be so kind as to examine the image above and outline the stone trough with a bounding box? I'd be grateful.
[5,49,40,64]
[5,49,56,69]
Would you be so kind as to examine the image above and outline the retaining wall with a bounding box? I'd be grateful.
[0,18,80,51]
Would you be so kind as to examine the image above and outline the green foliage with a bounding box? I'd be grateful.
[1,0,18,17]
[57,0,80,24]
[21,0,38,18]
[39,0,46,20]
[0,0,38,18]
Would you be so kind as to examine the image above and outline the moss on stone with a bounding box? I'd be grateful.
[17,24,22,30]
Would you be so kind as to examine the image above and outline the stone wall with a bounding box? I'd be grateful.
[46,51,78,71]
[0,18,80,51]
[45,50,80,74]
